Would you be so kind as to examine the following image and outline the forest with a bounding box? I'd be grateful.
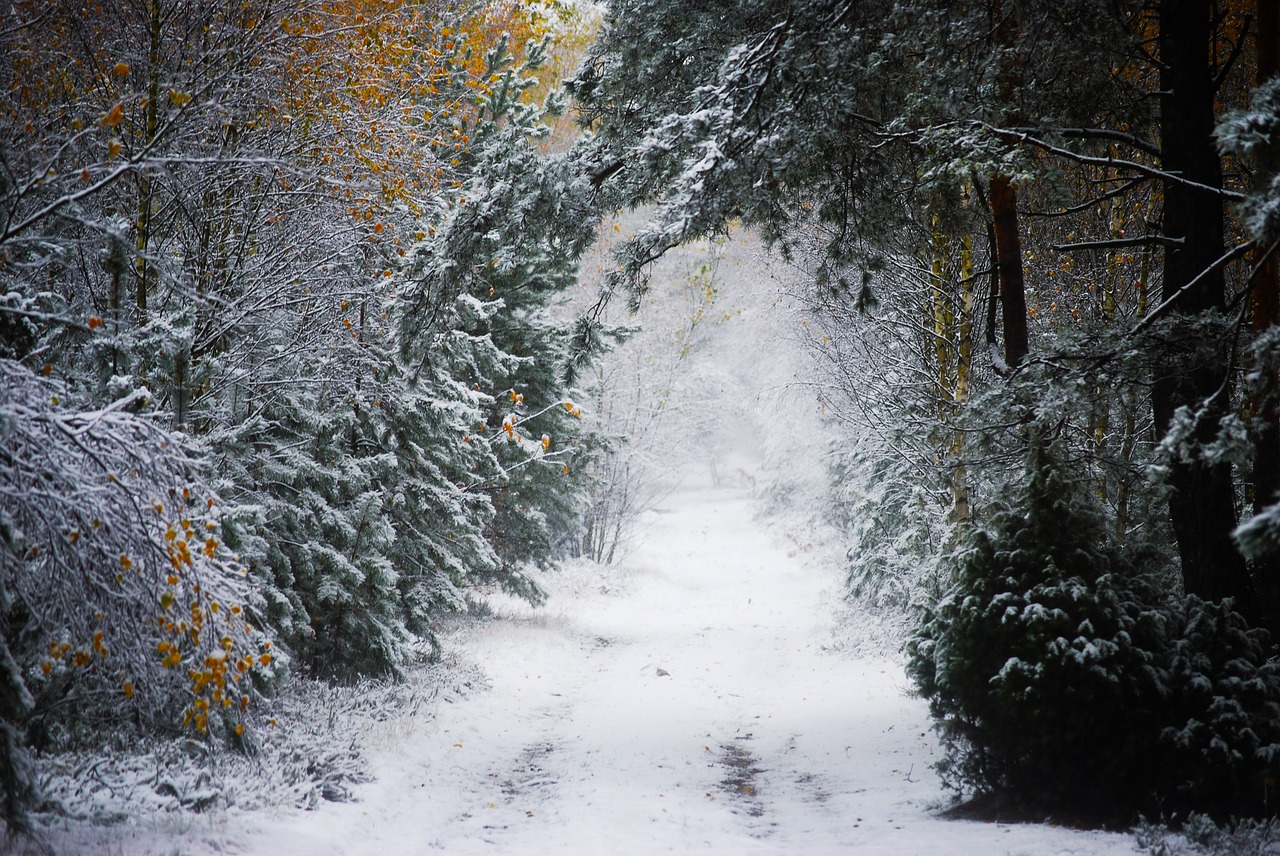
[5,0,1280,851]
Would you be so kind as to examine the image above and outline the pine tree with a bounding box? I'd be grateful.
[398,35,601,599]
[908,434,1171,820]
[908,433,1280,822]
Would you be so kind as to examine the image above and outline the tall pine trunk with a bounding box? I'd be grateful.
[1154,0,1257,612]
[988,0,1029,372]
[989,176,1029,369]
[135,0,162,318]
[1250,0,1280,632]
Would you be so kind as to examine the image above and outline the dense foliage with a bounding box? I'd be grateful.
[570,0,1280,824]
[909,438,1280,823]
[8,0,1280,839]
[0,0,599,836]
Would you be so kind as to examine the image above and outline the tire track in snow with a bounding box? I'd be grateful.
[233,476,1143,856]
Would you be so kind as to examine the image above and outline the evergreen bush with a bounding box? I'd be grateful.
[908,436,1280,823]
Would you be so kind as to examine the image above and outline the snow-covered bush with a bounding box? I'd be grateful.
[1135,813,1280,855]
[909,434,1280,823]
[908,434,1171,820]
[1160,598,1280,817]
[0,360,276,833]
[1217,76,1280,244]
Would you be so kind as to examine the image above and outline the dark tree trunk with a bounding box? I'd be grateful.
[0,586,37,840]
[1254,246,1279,515]
[1252,0,1280,513]
[1154,0,1257,612]
[1250,0,1280,630]
[989,175,1029,369]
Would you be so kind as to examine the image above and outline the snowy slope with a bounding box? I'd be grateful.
[204,470,1136,856]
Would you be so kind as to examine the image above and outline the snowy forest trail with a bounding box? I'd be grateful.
[239,473,1137,856]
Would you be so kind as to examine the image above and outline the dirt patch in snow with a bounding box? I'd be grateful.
[716,739,765,819]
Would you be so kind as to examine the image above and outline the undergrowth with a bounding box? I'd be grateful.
[23,637,485,848]
[1135,814,1280,855]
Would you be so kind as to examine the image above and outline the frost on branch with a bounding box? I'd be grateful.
[1218,77,1280,244]
[0,359,273,827]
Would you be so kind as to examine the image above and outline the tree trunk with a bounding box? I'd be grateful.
[930,215,953,409]
[984,219,1000,356]
[989,175,1029,369]
[1154,0,1257,612]
[0,586,37,838]
[135,0,162,317]
[1251,0,1280,513]
[1250,0,1280,629]
[952,233,975,522]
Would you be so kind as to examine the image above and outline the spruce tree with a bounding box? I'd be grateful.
[907,435,1173,820]
[398,36,600,600]
[908,434,1280,822]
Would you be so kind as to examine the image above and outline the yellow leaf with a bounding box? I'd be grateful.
[102,103,124,127]
[112,62,130,76]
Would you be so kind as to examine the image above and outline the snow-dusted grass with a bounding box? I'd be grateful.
[46,469,1152,855]
[34,654,485,853]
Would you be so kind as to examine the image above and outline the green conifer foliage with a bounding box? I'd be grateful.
[909,436,1280,822]
[908,436,1169,818]
[397,36,601,600]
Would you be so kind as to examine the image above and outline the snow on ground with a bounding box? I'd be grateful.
[67,467,1140,855]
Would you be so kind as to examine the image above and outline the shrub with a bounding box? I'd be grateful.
[908,435,1280,824]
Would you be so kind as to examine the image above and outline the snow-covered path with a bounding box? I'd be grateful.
[237,478,1137,855]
